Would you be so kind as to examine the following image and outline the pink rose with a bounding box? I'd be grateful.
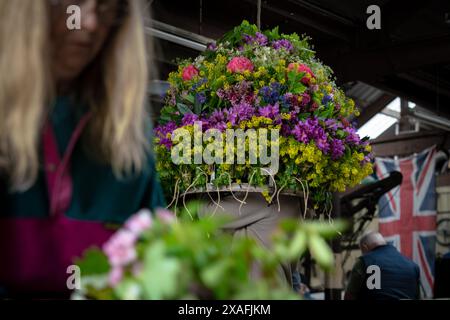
[227,57,254,74]
[108,267,124,287]
[182,65,199,81]
[156,208,176,224]
[103,229,137,267]
[125,209,153,236]
[287,63,315,85]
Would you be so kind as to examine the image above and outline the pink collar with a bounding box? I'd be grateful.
[42,112,92,217]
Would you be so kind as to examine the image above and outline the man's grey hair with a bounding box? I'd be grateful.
[359,231,386,249]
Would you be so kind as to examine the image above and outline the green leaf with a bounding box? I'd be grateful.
[194,96,201,115]
[336,129,346,139]
[177,103,192,115]
[306,221,347,239]
[140,242,181,299]
[74,248,110,276]
[114,279,142,300]
[185,94,195,104]
[200,259,230,288]
[308,234,334,270]
[288,231,307,258]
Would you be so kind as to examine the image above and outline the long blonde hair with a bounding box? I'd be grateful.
[0,0,152,191]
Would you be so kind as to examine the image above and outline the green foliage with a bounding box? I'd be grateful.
[74,204,347,300]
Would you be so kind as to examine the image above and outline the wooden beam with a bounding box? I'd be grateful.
[371,131,450,157]
[371,77,450,119]
[331,35,450,82]
[242,0,355,42]
[356,93,396,127]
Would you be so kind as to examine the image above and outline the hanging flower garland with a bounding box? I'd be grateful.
[154,21,373,211]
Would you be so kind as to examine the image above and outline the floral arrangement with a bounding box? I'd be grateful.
[73,204,345,300]
[154,21,373,211]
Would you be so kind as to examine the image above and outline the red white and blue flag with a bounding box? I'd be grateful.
[375,146,437,298]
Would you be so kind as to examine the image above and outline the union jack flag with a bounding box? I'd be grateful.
[375,146,437,298]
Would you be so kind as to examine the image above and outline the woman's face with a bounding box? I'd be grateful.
[50,0,122,84]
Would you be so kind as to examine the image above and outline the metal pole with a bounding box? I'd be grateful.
[257,0,262,29]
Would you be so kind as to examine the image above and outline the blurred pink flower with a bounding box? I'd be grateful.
[287,63,315,85]
[103,229,137,267]
[108,267,124,287]
[227,57,254,74]
[156,208,176,224]
[182,65,199,81]
[125,209,153,236]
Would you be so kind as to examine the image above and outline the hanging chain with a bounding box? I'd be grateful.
[257,0,262,29]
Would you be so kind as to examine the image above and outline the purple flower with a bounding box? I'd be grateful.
[206,42,217,51]
[154,121,178,149]
[260,82,284,105]
[325,119,339,132]
[300,93,311,107]
[225,102,255,125]
[217,81,255,107]
[292,122,310,144]
[243,32,268,46]
[322,94,333,105]
[272,39,294,52]
[206,110,227,131]
[344,127,361,145]
[181,113,199,126]
[363,154,373,164]
[316,136,330,153]
[255,32,268,46]
[330,139,345,160]
[258,103,280,119]
[243,34,253,44]
[196,92,206,104]
[292,118,330,153]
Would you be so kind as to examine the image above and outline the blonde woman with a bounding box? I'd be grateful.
[0,0,165,298]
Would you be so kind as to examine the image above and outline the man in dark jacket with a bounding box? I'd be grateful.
[345,231,421,300]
